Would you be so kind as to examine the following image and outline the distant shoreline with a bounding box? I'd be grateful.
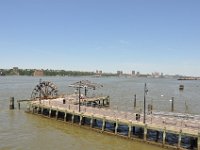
[177,77,200,80]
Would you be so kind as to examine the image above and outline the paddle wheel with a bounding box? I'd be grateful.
[31,81,58,100]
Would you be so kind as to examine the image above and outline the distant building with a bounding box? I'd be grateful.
[0,71,5,76]
[160,73,164,78]
[117,71,123,76]
[132,70,135,76]
[152,72,160,78]
[136,72,140,76]
[13,67,19,71]
[96,70,102,76]
[12,67,19,75]
[33,70,44,76]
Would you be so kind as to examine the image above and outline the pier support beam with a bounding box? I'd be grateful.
[132,126,136,135]
[18,102,20,110]
[26,104,30,112]
[163,127,166,146]
[72,113,74,123]
[90,116,94,128]
[128,123,132,138]
[79,115,83,125]
[56,110,58,120]
[115,120,119,134]
[64,111,67,122]
[37,107,40,114]
[178,129,182,148]
[144,124,147,141]
[49,109,51,118]
[102,117,106,131]
[156,131,159,142]
[32,106,35,113]
[198,132,200,150]
[9,97,15,109]
[41,107,44,115]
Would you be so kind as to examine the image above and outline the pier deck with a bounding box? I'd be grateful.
[28,98,200,150]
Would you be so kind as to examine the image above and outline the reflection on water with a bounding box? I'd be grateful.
[1,76,200,150]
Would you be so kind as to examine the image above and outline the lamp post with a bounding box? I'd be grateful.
[68,80,103,112]
[78,81,81,112]
[39,78,42,104]
[143,83,148,124]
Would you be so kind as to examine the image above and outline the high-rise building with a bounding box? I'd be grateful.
[117,71,123,76]
[132,70,135,76]
[96,70,102,76]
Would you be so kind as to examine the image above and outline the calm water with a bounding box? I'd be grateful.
[1,76,200,150]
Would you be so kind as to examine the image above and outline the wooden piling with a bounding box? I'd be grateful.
[171,97,174,112]
[9,97,15,109]
[134,94,136,109]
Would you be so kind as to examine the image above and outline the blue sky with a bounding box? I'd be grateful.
[0,0,200,76]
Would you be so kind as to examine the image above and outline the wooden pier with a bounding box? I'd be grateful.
[26,98,200,150]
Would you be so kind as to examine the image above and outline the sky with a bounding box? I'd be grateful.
[0,0,200,76]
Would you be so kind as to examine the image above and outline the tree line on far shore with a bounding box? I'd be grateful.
[0,69,116,77]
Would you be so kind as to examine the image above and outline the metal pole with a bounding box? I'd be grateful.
[39,79,42,103]
[143,83,148,124]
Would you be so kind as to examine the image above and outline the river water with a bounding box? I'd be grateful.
[1,76,200,150]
